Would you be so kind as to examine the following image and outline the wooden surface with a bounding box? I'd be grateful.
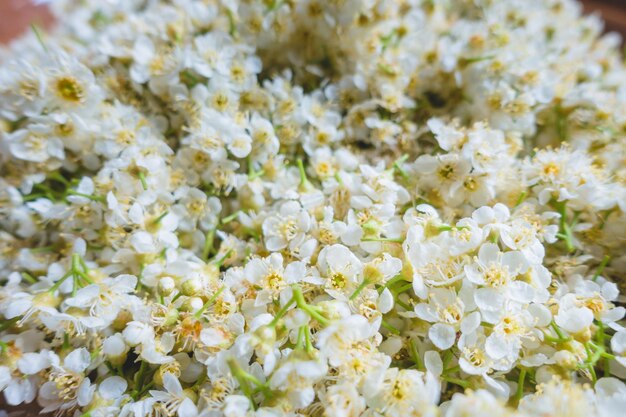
[583,0,626,37]
[0,0,53,44]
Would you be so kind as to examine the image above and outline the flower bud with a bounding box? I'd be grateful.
[112,310,133,332]
[363,263,383,284]
[33,292,61,309]
[181,296,204,313]
[181,278,203,296]
[183,388,198,403]
[253,325,277,356]
[553,350,577,369]
[154,362,181,386]
[158,276,176,296]
[162,308,180,327]
[254,325,277,345]
[103,333,129,366]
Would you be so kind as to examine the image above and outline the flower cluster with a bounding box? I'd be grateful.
[1,0,626,416]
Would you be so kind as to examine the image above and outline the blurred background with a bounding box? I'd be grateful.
[0,0,625,415]
[1,0,626,44]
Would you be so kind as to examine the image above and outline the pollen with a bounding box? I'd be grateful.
[54,76,85,103]
[329,272,348,290]
[542,162,560,177]
[483,264,510,288]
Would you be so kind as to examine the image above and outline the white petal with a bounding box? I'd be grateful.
[555,307,593,334]
[163,372,183,395]
[424,350,443,377]
[64,348,91,374]
[485,334,509,360]
[429,323,456,350]
[478,243,500,264]
[461,311,482,333]
[178,397,198,417]
[99,376,128,400]
[18,353,50,375]
[77,379,96,406]
[377,288,394,314]
[474,288,503,312]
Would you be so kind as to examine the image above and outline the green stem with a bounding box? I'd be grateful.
[588,363,597,385]
[171,292,183,303]
[592,255,611,282]
[21,272,37,284]
[222,211,242,224]
[194,286,226,319]
[202,229,215,260]
[394,297,412,311]
[248,169,265,180]
[550,321,570,341]
[48,172,69,186]
[516,368,527,401]
[292,285,329,326]
[384,274,406,288]
[227,359,258,410]
[304,325,314,353]
[555,201,575,253]
[381,319,400,335]
[66,190,105,202]
[212,249,233,268]
[392,154,410,179]
[0,316,20,332]
[350,280,370,300]
[295,326,306,351]
[296,159,308,189]
[409,339,424,371]
[131,361,149,400]
[151,211,169,225]
[542,331,569,344]
[442,376,470,389]
[269,298,296,327]
[72,254,93,285]
[30,24,48,52]
[138,172,148,191]
[596,322,611,376]
[48,270,74,293]
[30,245,57,253]
[392,283,413,294]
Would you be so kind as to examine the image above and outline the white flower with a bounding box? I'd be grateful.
[320,382,366,417]
[269,356,327,409]
[173,187,222,232]
[363,368,440,417]
[5,126,64,163]
[611,331,626,369]
[414,288,468,350]
[484,303,546,362]
[64,274,137,326]
[99,376,128,401]
[149,373,198,417]
[317,244,363,299]
[39,348,95,413]
[262,201,311,252]
[554,294,595,335]
[518,378,598,417]
[441,390,512,417]
[316,315,375,367]
[0,0,625,414]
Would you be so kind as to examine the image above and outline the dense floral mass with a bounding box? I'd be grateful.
[1,0,626,415]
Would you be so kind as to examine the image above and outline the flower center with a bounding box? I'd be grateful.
[55,76,85,103]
